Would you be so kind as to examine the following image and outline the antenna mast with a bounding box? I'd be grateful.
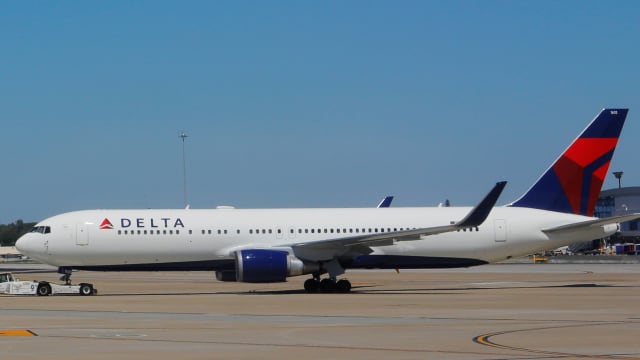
[180,131,189,207]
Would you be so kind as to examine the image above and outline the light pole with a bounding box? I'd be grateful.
[613,171,623,189]
[180,132,189,207]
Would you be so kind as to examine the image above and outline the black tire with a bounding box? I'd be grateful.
[79,284,93,296]
[303,279,319,293]
[319,278,337,292]
[37,283,51,296]
[336,279,352,293]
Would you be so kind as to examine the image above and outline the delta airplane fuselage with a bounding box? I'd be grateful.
[20,206,611,271]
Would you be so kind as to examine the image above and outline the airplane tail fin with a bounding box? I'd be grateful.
[510,108,628,216]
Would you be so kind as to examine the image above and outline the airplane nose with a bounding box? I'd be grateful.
[15,235,26,253]
[15,234,37,256]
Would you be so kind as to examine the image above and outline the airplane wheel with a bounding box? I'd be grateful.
[37,283,51,296]
[336,279,352,293]
[319,278,337,292]
[304,279,319,293]
[79,284,93,296]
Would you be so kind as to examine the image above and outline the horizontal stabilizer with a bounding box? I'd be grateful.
[542,213,640,234]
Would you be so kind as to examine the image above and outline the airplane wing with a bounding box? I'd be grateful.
[542,213,640,234]
[284,181,507,251]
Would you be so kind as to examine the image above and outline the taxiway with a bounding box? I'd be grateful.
[1,263,639,359]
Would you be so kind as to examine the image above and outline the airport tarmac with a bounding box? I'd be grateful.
[1,264,639,359]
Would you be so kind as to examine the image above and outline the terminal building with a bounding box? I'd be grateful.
[595,186,640,243]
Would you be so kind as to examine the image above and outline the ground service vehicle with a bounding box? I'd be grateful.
[0,272,96,296]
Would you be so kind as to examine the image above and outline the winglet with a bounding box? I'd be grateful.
[456,181,507,228]
[377,196,394,208]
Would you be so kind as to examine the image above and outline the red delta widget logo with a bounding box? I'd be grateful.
[100,218,114,230]
[100,217,185,229]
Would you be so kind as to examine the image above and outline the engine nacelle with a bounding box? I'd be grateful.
[235,249,318,283]
[215,270,237,282]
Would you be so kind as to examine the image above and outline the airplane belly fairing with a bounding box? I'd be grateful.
[68,255,487,272]
[71,258,235,272]
[343,255,488,269]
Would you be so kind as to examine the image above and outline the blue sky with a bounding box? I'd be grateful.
[2,1,640,224]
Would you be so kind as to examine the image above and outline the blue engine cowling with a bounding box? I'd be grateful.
[234,249,318,283]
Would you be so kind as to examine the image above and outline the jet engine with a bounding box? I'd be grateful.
[232,249,318,283]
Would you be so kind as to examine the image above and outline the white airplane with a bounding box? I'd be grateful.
[16,108,640,292]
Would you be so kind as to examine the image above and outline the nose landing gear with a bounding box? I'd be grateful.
[58,267,72,285]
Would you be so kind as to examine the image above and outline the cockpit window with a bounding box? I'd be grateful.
[30,226,51,234]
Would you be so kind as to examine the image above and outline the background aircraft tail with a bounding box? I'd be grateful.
[510,108,628,216]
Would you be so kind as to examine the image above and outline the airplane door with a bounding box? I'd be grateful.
[494,219,507,242]
[76,224,89,246]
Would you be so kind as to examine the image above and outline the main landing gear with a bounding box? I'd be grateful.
[58,267,72,285]
[304,260,351,293]
[303,277,352,293]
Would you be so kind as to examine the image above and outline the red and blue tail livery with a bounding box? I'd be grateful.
[511,108,628,216]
